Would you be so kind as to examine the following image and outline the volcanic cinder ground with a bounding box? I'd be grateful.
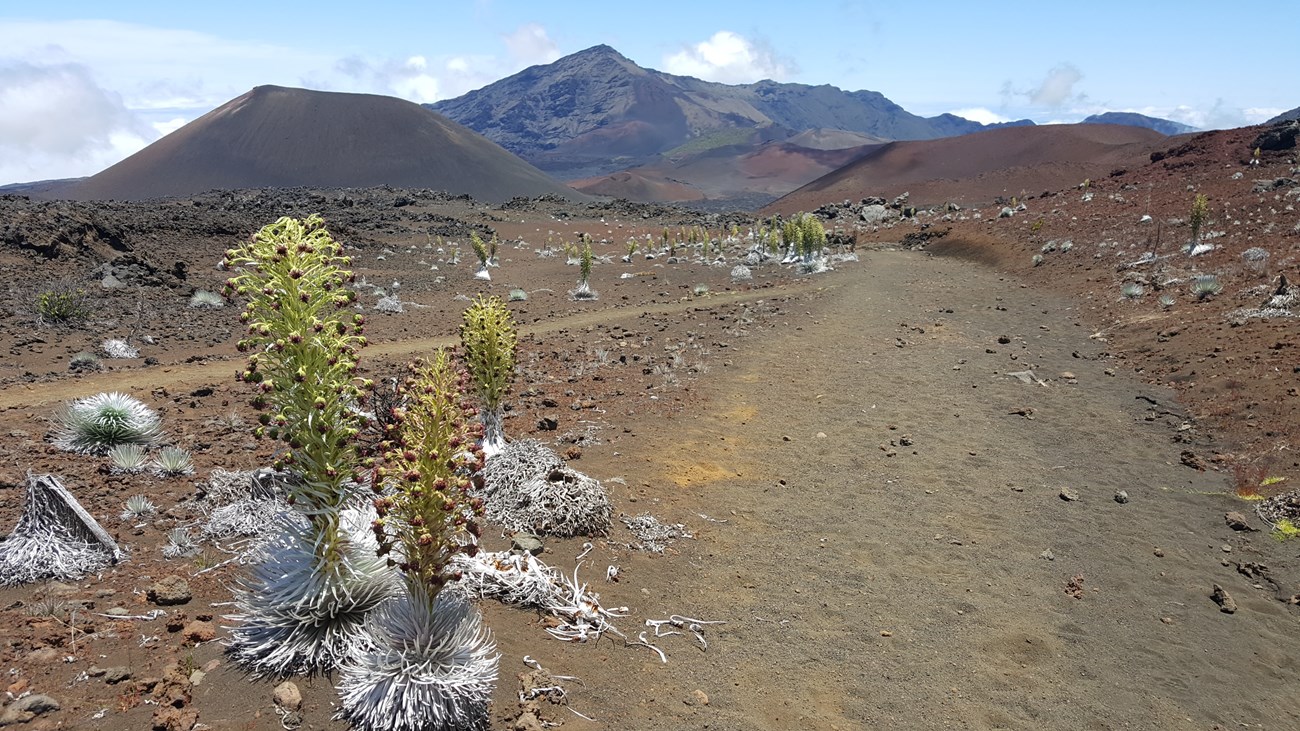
[0,120,1298,731]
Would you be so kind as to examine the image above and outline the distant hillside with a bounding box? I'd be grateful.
[1082,112,1196,136]
[64,86,582,203]
[429,45,1032,178]
[765,123,1166,213]
[1267,106,1300,124]
[573,139,876,205]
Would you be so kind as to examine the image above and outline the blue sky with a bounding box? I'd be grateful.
[0,1,1289,185]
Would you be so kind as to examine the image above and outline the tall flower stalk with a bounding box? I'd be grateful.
[339,350,497,731]
[459,295,518,458]
[222,215,396,675]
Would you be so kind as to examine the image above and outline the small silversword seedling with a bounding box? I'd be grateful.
[69,352,101,372]
[154,446,195,477]
[109,444,150,474]
[1192,274,1223,300]
[121,494,157,521]
[189,290,225,309]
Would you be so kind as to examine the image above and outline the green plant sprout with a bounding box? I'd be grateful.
[470,231,491,281]
[571,241,597,300]
[1190,193,1209,243]
[459,295,518,457]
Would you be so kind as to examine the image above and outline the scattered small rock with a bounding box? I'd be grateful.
[0,694,60,726]
[273,681,303,713]
[181,620,216,644]
[1059,487,1080,502]
[104,666,132,685]
[1224,511,1255,531]
[511,532,544,556]
[1040,549,1056,561]
[147,576,192,606]
[1114,490,1129,504]
[1210,584,1237,614]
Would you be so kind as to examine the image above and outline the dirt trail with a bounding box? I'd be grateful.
[0,287,796,411]
[534,250,1299,730]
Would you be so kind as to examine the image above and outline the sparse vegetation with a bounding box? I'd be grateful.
[69,351,102,372]
[508,288,528,302]
[1121,283,1144,299]
[37,283,91,324]
[571,241,598,300]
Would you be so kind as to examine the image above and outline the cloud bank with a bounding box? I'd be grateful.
[0,61,157,183]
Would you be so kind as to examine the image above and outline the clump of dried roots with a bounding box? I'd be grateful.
[451,550,626,642]
[0,473,126,586]
[476,440,611,537]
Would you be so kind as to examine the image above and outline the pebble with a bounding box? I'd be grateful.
[0,694,60,725]
[1153,548,1165,557]
[104,666,131,684]
[146,575,192,606]
[1113,490,1129,504]
[273,681,303,712]
[510,532,544,556]
[1059,487,1080,502]
[1040,549,1056,561]
[181,620,217,644]
[1211,584,1238,614]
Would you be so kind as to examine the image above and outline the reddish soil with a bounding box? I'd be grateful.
[1,120,1298,730]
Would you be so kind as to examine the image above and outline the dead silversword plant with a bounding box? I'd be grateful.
[0,473,127,586]
[338,350,498,731]
[570,241,598,300]
[470,231,491,281]
[222,215,397,675]
[459,294,518,458]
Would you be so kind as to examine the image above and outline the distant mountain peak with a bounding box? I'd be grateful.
[429,45,1016,179]
[1082,111,1196,136]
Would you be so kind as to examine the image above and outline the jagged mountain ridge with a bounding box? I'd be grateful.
[428,45,1031,178]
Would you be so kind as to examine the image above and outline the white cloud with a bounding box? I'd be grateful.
[0,61,157,183]
[663,31,792,84]
[1030,64,1084,107]
[0,18,571,183]
[503,23,560,66]
[949,107,1011,125]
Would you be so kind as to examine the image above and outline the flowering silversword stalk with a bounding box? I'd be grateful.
[458,295,517,457]
[339,350,497,731]
[222,215,394,675]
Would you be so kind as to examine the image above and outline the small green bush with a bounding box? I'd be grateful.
[37,285,90,323]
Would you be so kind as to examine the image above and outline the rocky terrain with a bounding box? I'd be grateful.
[0,117,1297,731]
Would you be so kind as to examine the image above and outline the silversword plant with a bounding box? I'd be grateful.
[54,392,163,455]
[459,295,518,457]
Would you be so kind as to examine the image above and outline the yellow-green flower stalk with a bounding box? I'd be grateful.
[470,231,491,281]
[341,350,496,730]
[222,215,395,675]
[458,295,518,457]
[571,241,598,300]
